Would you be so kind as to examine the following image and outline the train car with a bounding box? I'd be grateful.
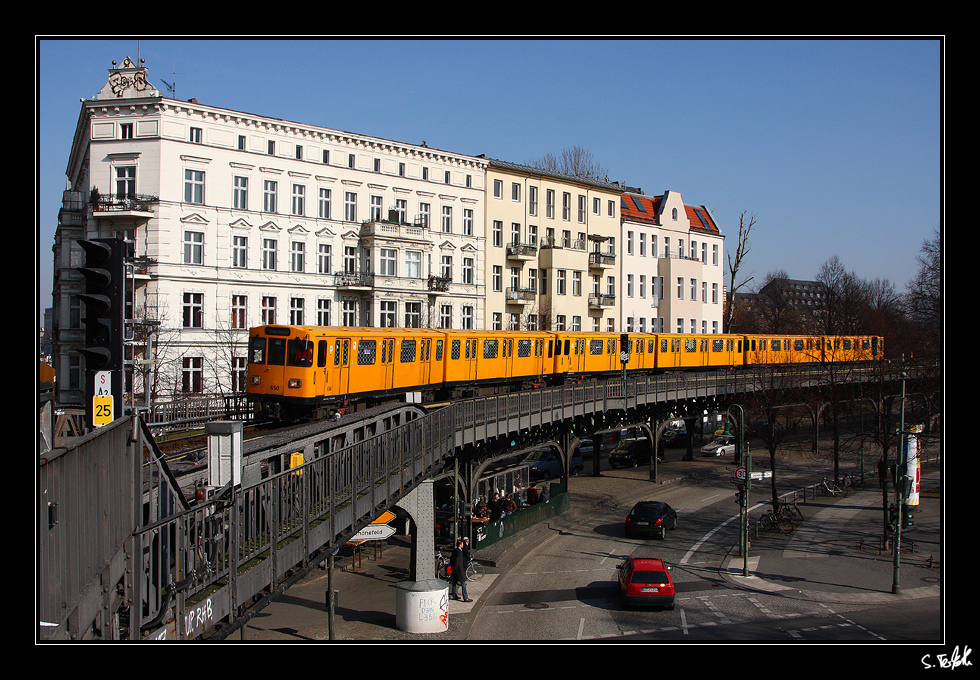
[247,325,446,419]
[821,335,883,363]
[743,335,821,366]
[551,331,624,380]
[655,334,746,370]
[440,330,552,397]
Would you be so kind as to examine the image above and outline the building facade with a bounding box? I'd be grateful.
[619,190,725,334]
[50,57,725,409]
[51,57,486,407]
[482,158,623,332]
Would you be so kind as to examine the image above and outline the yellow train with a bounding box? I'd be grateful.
[246,326,883,420]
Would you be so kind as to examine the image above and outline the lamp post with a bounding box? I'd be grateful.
[892,368,908,595]
[729,404,749,577]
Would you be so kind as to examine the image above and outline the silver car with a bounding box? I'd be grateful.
[700,436,736,457]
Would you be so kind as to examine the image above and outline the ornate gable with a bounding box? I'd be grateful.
[95,56,160,100]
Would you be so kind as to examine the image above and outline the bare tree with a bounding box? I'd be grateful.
[754,270,806,334]
[527,145,608,182]
[724,211,756,332]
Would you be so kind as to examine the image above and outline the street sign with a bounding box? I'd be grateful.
[734,466,746,481]
[351,524,396,541]
[92,394,114,427]
[750,470,772,480]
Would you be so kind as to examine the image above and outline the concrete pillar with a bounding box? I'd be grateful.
[396,479,437,580]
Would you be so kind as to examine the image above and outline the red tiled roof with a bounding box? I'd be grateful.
[620,193,720,235]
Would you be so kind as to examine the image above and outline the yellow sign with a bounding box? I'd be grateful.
[93,394,114,427]
[373,511,396,524]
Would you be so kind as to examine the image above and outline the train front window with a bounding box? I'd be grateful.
[287,338,314,367]
[267,337,287,366]
[249,337,267,364]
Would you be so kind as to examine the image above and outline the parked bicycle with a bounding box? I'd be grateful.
[435,551,450,580]
[759,507,793,533]
[819,477,847,497]
[776,499,804,522]
[466,557,485,581]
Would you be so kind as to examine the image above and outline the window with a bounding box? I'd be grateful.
[370,195,383,221]
[318,245,332,274]
[190,127,202,143]
[546,190,555,219]
[494,179,502,198]
[405,250,421,278]
[238,135,246,151]
[395,199,408,223]
[295,145,303,160]
[463,208,473,236]
[291,184,305,216]
[419,202,430,227]
[262,296,277,324]
[529,186,538,215]
[442,206,452,233]
[345,192,357,222]
[183,231,204,264]
[462,306,474,330]
[232,236,247,268]
[291,242,305,273]
[317,298,331,326]
[440,304,452,329]
[380,248,397,276]
[342,300,357,326]
[184,169,205,204]
[627,274,634,297]
[182,292,204,328]
[562,192,571,220]
[493,221,502,247]
[262,239,277,270]
[578,195,586,222]
[120,123,133,139]
[557,269,566,295]
[268,140,276,155]
[318,188,331,219]
[231,295,247,329]
[289,298,306,326]
[492,265,502,292]
[234,176,248,210]
[572,271,582,296]
[116,166,136,198]
[380,300,396,327]
[512,183,521,202]
[344,246,357,273]
[405,302,421,328]
[263,180,277,212]
[441,255,453,280]
[182,357,203,393]
[462,257,474,284]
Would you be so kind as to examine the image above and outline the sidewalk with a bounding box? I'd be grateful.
[236,453,942,642]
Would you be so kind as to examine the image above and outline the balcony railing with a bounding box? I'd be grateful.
[93,193,158,213]
[588,293,616,308]
[506,243,538,259]
[589,252,616,268]
[427,275,451,292]
[505,287,536,303]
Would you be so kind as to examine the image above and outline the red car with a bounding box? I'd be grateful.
[617,557,675,609]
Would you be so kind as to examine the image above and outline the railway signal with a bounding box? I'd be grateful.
[76,238,126,429]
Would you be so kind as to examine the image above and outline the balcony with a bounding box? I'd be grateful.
[92,192,158,216]
[427,275,451,292]
[360,211,429,242]
[506,243,538,261]
[335,271,373,288]
[505,287,536,305]
[588,293,615,309]
[588,251,616,270]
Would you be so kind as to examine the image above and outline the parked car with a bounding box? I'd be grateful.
[522,448,584,480]
[617,557,675,609]
[608,438,652,468]
[660,428,690,448]
[700,435,736,457]
[624,500,677,539]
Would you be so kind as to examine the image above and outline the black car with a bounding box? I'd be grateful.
[608,438,652,468]
[624,501,677,539]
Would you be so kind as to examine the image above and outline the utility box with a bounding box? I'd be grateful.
[206,421,243,490]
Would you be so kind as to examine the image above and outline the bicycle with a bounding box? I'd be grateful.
[466,557,485,581]
[776,499,804,522]
[819,477,847,497]
[759,507,793,533]
[435,551,450,580]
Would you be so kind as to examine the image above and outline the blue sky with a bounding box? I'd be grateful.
[36,38,942,325]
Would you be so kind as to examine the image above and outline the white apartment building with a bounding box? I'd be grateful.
[482,158,623,332]
[51,57,486,406]
[619,191,725,334]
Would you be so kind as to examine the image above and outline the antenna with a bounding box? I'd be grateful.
[161,59,180,99]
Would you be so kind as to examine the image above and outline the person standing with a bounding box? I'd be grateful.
[450,538,471,602]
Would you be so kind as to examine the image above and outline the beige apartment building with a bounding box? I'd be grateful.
[481,158,624,332]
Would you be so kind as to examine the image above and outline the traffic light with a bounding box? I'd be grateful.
[901,504,915,529]
[77,238,125,371]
